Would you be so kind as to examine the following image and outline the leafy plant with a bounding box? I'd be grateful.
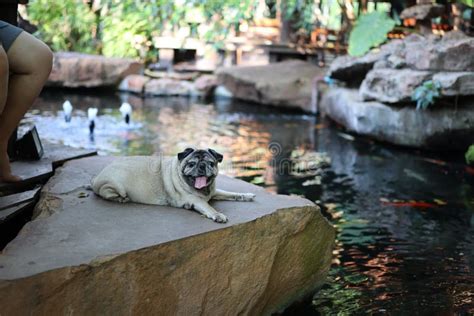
[26,0,258,62]
[411,80,441,110]
[466,145,474,165]
[100,0,168,61]
[27,0,98,54]
[283,0,318,35]
[348,11,396,57]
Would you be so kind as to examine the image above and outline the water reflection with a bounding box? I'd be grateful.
[28,90,474,315]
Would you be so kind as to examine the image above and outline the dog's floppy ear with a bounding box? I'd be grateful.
[208,148,223,163]
[178,148,194,161]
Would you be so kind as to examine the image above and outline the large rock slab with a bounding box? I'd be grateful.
[118,74,151,94]
[327,53,382,85]
[404,36,474,72]
[217,60,324,113]
[360,68,433,103]
[194,74,218,98]
[328,39,404,85]
[144,78,197,96]
[321,87,474,149]
[400,4,444,20]
[433,72,474,96]
[0,156,335,315]
[47,52,143,88]
[360,68,474,103]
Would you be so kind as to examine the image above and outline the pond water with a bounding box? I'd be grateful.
[28,89,474,315]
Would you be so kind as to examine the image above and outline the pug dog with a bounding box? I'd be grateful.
[91,148,255,223]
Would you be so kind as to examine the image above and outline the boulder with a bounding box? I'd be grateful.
[144,78,197,96]
[360,69,474,103]
[405,36,474,71]
[217,60,324,113]
[321,87,474,150]
[194,75,218,98]
[360,68,432,103]
[118,74,151,94]
[0,156,335,315]
[433,72,474,96]
[328,39,404,84]
[400,4,444,20]
[327,53,381,85]
[47,52,143,88]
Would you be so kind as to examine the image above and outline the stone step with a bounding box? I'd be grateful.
[0,187,41,250]
[0,142,97,195]
[0,186,41,212]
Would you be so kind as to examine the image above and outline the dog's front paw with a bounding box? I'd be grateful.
[239,193,256,202]
[117,196,130,203]
[211,212,228,223]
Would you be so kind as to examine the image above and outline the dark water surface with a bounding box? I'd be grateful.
[29,90,474,315]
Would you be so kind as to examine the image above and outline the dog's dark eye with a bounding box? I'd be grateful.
[209,162,215,167]
[188,162,196,168]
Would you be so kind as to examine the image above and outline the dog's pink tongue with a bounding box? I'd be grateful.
[194,176,208,189]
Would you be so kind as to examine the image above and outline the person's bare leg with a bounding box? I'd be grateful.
[0,44,15,182]
[0,32,53,182]
[0,46,8,114]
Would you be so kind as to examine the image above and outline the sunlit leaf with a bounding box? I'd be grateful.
[465,145,474,165]
[348,12,396,56]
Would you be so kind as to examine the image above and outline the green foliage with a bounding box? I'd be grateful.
[466,145,474,165]
[101,0,169,61]
[26,0,258,62]
[283,0,317,35]
[411,80,441,110]
[460,0,474,7]
[27,0,98,53]
[348,11,396,57]
[199,0,257,48]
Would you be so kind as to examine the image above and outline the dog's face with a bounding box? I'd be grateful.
[178,148,223,193]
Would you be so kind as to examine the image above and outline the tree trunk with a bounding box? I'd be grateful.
[278,0,293,43]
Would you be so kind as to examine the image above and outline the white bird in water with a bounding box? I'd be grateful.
[119,102,132,125]
[63,100,73,123]
[88,107,98,135]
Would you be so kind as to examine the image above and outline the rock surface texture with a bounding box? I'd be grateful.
[404,35,474,71]
[118,74,151,94]
[47,52,143,88]
[327,39,404,85]
[144,78,197,96]
[0,156,335,315]
[321,88,474,149]
[400,4,444,21]
[360,69,432,103]
[217,60,325,113]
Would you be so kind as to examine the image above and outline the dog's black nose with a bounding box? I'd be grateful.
[198,164,206,172]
